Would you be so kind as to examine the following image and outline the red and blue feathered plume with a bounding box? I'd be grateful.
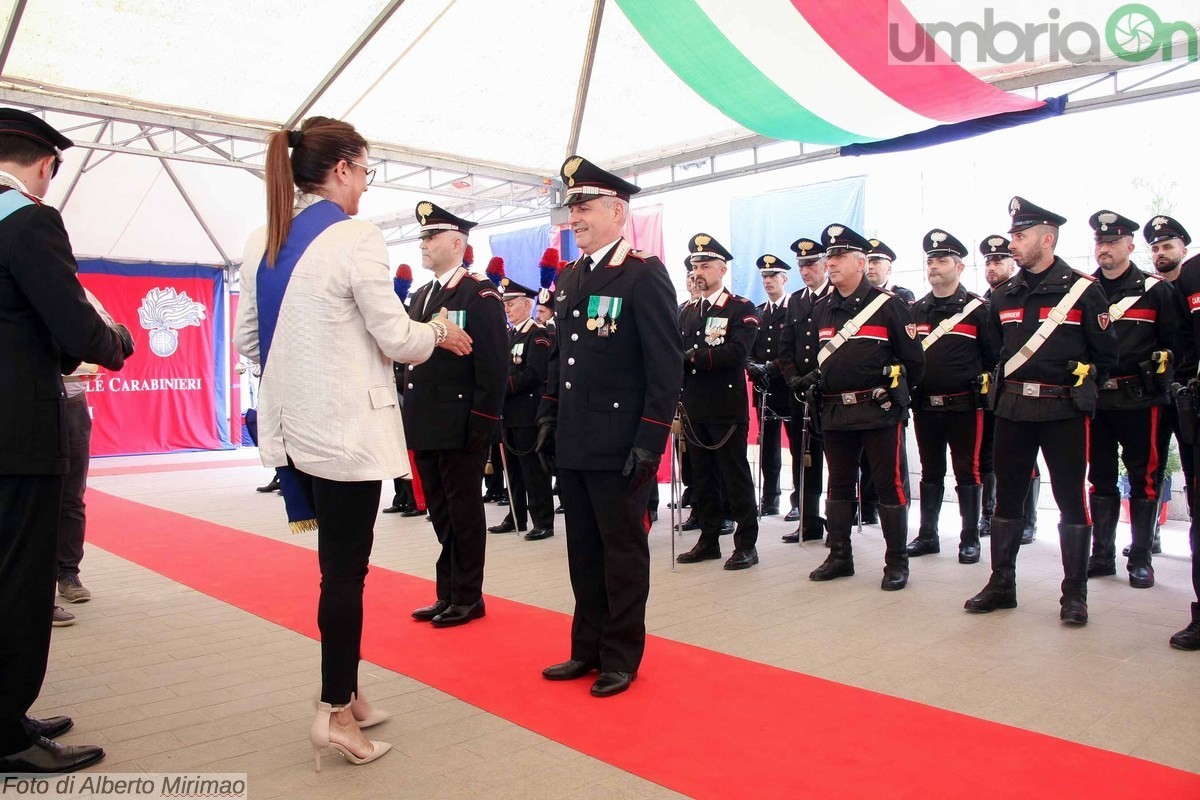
[463,244,474,268]
[486,256,505,287]
[539,247,560,290]
[393,263,412,302]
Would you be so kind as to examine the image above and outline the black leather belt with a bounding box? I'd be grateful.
[1002,380,1071,398]
[1101,374,1139,391]
[824,389,877,406]
[924,391,971,407]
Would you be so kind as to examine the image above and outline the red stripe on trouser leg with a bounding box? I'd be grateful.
[972,409,983,484]
[408,450,426,509]
[1144,406,1160,500]
[1081,417,1091,525]
[895,424,907,505]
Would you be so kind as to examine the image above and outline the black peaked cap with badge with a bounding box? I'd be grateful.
[1088,209,1140,241]
[980,235,1011,259]
[1007,196,1067,233]
[821,223,872,253]
[683,255,695,273]
[1143,214,1191,246]
[536,287,555,309]
[866,238,897,262]
[559,154,641,206]
[923,229,969,258]
[757,254,789,273]
[0,108,73,176]
[500,278,537,300]
[415,200,478,237]
[688,233,733,262]
[790,237,824,263]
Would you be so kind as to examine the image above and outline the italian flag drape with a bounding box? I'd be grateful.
[615,0,1044,144]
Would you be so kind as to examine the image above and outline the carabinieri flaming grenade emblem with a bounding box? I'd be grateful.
[138,287,206,357]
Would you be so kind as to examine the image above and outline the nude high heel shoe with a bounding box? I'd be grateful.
[349,692,389,729]
[310,701,391,772]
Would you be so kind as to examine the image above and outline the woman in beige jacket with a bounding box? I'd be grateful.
[234,116,469,771]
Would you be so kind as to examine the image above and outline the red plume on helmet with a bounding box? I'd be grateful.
[539,247,560,289]
[463,244,474,267]
[393,263,413,302]
[486,256,505,287]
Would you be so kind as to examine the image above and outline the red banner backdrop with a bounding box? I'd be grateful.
[77,260,229,456]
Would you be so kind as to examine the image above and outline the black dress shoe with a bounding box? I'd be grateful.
[542,659,598,680]
[0,737,104,773]
[23,716,73,740]
[676,541,721,563]
[1060,598,1088,626]
[860,506,879,525]
[958,542,981,564]
[718,519,735,535]
[677,514,700,532]
[724,548,759,570]
[381,504,405,514]
[524,528,554,540]
[555,504,565,514]
[411,599,450,621]
[256,476,280,493]
[431,600,486,627]
[1170,621,1200,650]
[801,526,825,542]
[760,504,779,516]
[487,518,523,534]
[648,510,658,523]
[496,496,510,506]
[783,507,800,522]
[399,507,427,517]
[591,671,636,697]
[781,530,800,543]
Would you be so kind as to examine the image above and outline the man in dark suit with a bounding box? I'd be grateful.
[537,155,682,697]
[403,201,507,628]
[746,254,792,517]
[0,109,133,773]
[488,279,555,540]
[675,234,761,570]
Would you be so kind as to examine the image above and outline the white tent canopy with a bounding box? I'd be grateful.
[1,0,1198,265]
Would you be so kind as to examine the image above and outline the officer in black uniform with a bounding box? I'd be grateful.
[866,238,917,303]
[0,109,132,773]
[676,234,761,570]
[404,201,507,628]
[537,156,682,697]
[1084,210,1185,588]
[487,279,556,540]
[965,197,1118,626]
[778,238,831,541]
[1168,251,1200,650]
[798,223,925,590]
[907,229,999,564]
[746,253,792,516]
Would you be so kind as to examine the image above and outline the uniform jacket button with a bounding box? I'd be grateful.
[691,369,697,375]
[571,333,579,341]
[457,394,463,399]
[613,402,620,408]
[407,383,413,389]
[568,357,575,365]
[565,381,572,389]
[573,310,580,317]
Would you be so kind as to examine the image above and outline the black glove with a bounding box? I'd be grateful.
[465,429,492,454]
[111,323,135,358]
[788,369,820,392]
[746,362,766,382]
[535,417,557,473]
[683,346,699,362]
[622,446,660,493]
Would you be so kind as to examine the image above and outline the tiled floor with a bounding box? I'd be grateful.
[25,449,1200,798]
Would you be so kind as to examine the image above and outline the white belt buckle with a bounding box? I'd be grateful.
[1022,382,1039,397]
[1103,379,1118,390]
[939,319,955,332]
[842,392,858,405]
[930,395,945,407]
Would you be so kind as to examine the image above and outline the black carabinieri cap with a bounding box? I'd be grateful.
[1088,209,1140,242]
[1143,214,1191,246]
[979,234,1012,260]
[500,278,537,300]
[0,108,73,177]
[536,287,555,308]
[1008,196,1067,233]
[559,154,641,206]
[415,200,478,238]
[923,229,968,258]
[790,237,824,264]
[866,238,897,262]
[756,254,789,274]
[688,233,733,263]
[821,223,871,254]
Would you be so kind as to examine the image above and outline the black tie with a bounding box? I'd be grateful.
[700,299,710,316]
[579,256,594,275]
[424,280,441,315]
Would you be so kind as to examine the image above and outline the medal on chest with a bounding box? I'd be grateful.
[511,341,525,364]
[704,316,728,346]
[586,295,623,336]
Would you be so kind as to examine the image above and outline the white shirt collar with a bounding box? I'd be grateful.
[0,169,36,198]
[585,238,622,267]
[808,279,829,297]
[702,287,725,306]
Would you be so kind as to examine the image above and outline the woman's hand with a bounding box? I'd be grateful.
[434,307,472,355]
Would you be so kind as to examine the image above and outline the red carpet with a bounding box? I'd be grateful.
[86,489,1199,799]
[90,458,264,477]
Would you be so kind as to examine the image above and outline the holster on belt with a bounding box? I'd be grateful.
[1139,349,1174,398]
[883,362,910,408]
[1174,380,1199,445]
[1067,361,1098,415]
[982,369,1000,411]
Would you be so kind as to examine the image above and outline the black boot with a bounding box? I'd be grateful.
[1059,523,1091,625]
[879,504,910,590]
[810,500,855,581]
[1170,602,1200,650]
[965,517,1022,612]
[957,484,982,564]
[979,472,996,538]
[1086,494,1120,577]
[1126,496,1158,588]
[1021,475,1040,544]
[1126,494,1165,556]
[906,482,942,556]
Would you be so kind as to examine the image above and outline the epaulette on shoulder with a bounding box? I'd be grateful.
[875,286,896,297]
[627,249,651,261]
[467,272,489,282]
[1070,269,1097,282]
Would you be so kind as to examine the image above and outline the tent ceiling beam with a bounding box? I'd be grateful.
[146,132,233,267]
[285,0,407,129]
[0,0,27,75]
[565,0,606,158]
[58,120,110,213]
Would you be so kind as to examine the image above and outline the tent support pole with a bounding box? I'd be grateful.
[565,0,606,158]
[147,134,233,267]
[59,120,110,213]
[0,0,27,74]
